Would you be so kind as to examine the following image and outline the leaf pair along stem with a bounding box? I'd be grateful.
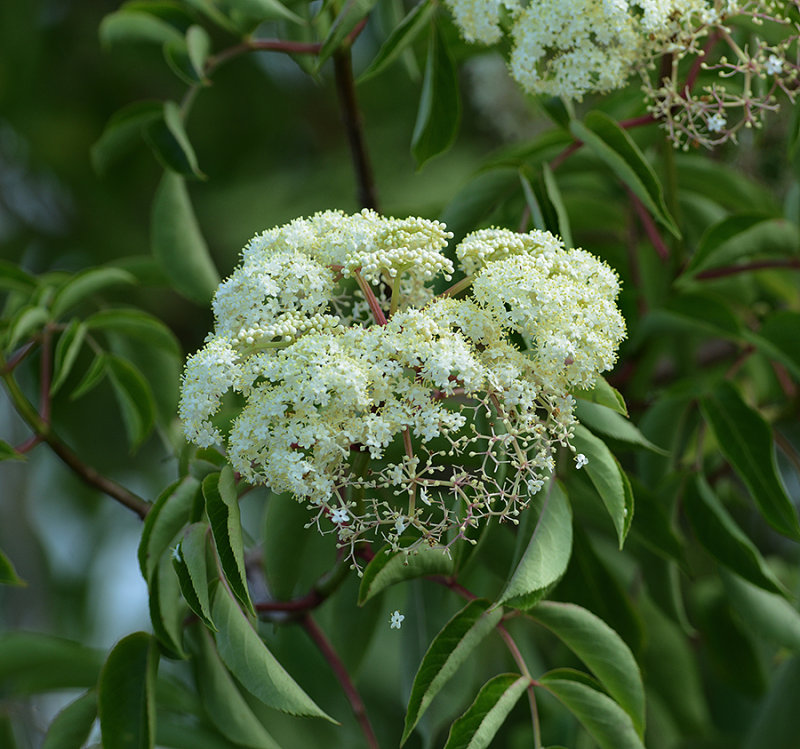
[1,332,150,519]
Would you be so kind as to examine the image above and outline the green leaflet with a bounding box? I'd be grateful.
[204,467,253,614]
[98,633,159,749]
[574,400,666,454]
[538,670,645,749]
[570,111,679,237]
[317,0,379,65]
[411,23,461,168]
[700,380,800,540]
[722,571,800,653]
[359,0,435,81]
[358,545,453,605]
[402,599,504,745]
[149,552,188,659]
[139,476,202,581]
[573,376,627,416]
[443,673,529,749]
[571,426,633,547]
[106,354,157,450]
[86,308,181,357]
[211,584,335,722]
[41,690,98,749]
[190,627,284,749]
[51,319,87,394]
[0,548,25,586]
[498,481,572,610]
[50,267,135,319]
[144,101,205,179]
[529,602,645,736]
[151,171,219,304]
[91,100,163,176]
[173,522,216,630]
[684,475,786,595]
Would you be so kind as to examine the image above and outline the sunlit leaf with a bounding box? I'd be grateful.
[443,673,529,749]
[402,599,503,745]
[530,602,645,735]
[574,400,666,454]
[498,481,572,609]
[573,376,627,416]
[191,627,283,749]
[538,670,645,749]
[358,545,453,605]
[204,467,253,613]
[211,584,335,721]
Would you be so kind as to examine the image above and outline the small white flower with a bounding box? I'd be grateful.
[419,487,431,506]
[395,516,408,535]
[575,453,588,469]
[765,54,783,75]
[706,113,726,133]
[390,610,405,629]
[330,507,349,524]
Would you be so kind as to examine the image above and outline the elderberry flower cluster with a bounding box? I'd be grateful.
[179,211,625,567]
[446,0,800,147]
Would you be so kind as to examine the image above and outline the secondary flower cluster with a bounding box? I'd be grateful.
[446,0,800,146]
[179,211,625,565]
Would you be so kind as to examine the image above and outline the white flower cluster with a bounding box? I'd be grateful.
[179,211,625,563]
[446,0,800,145]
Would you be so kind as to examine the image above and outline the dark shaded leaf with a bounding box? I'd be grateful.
[91,101,163,175]
[107,354,157,450]
[41,690,97,749]
[144,101,205,179]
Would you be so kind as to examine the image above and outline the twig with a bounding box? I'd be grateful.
[695,258,800,280]
[302,614,380,749]
[497,624,540,749]
[626,187,670,262]
[1,368,150,519]
[333,47,379,210]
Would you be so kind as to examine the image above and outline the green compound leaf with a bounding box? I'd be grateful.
[443,673,529,749]
[204,467,254,614]
[538,670,645,749]
[99,10,184,48]
[360,0,435,81]
[529,602,645,736]
[139,476,202,581]
[106,354,157,451]
[0,633,103,693]
[722,571,800,653]
[4,304,48,352]
[50,267,136,320]
[51,319,88,395]
[571,426,633,547]
[685,475,786,595]
[0,548,25,586]
[402,599,504,745]
[574,400,666,454]
[570,111,679,238]
[41,690,97,749]
[173,522,216,630]
[144,101,205,179]
[98,633,159,749]
[358,545,454,605]
[211,584,335,721]
[191,627,284,749]
[151,170,220,304]
[700,380,800,540]
[148,552,188,659]
[91,100,163,176]
[411,23,461,169]
[498,481,572,610]
[318,0,379,66]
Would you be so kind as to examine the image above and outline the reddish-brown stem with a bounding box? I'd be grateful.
[14,434,43,454]
[695,258,800,280]
[497,624,540,749]
[302,615,380,749]
[353,269,388,325]
[1,341,37,375]
[549,114,656,171]
[256,589,323,614]
[333,46,379,211]
[40,327,53,425]
[626,187,670,262]
[427,575,476,601]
